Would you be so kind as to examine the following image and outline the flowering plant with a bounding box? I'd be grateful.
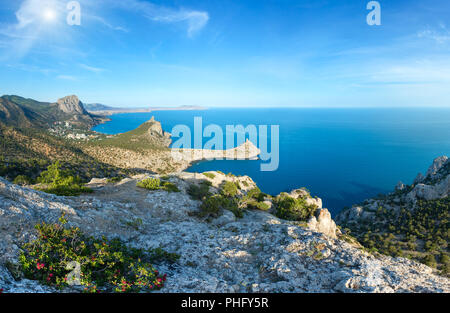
[19,213,167,293]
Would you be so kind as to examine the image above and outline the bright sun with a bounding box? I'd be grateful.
[42,8,56,22]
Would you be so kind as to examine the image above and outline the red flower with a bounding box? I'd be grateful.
[36,263,45,270]
[162,274,167,281]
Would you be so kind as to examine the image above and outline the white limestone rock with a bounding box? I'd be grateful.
[0,175,449,293]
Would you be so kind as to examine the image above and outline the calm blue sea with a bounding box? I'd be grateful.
[93,108,450,216]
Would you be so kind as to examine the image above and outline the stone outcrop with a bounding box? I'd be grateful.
[1,174,449,293]
[288,189,323,208]
[337,156,450,224]
[307,209,340,239]
[146,117,172,146]
[406,175,450,202]
[57,95,89,115]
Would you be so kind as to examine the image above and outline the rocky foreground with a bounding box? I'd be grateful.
[1,171,449,293]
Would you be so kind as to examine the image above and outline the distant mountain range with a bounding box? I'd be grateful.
[84,103,207,114]
[83,103,115,111]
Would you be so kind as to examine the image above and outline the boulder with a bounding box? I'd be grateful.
[307,208,338,239]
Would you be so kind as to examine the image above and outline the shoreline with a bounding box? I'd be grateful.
[88,114,261,175]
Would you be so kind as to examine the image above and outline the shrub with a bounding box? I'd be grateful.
[221,181,239,197]
[255,202,270,211]
[137,178,161,190]
[161,181,180,193]
[107,176,123,184]
[13,175,33,186]
[203,172,215,179]
[199,195,223,217]
[423,254,437,268]
[274,194,317,221]
[18,214,167,293]
[187,181,211,200]
[137,178,180,193]
[221,196,243,218]
[199,194,243,219]
[36,162,92,196]
[247,187,265,202]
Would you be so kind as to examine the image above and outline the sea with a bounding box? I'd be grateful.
[92,108,450,216]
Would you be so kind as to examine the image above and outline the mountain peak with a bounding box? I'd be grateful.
[57,95,88,115]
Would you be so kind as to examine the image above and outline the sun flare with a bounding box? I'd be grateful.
[42,8,56,22]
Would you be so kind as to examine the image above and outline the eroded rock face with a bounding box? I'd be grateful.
[57,95,88,115]
[407,176,450,201]
[307,209,339,239]
[148,116,169,137]
[425,156,448,179]
[0,175,449,293]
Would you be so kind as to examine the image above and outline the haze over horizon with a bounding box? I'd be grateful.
[1,0,450,108]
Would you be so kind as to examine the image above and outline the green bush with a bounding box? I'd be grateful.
[36,162,92,196]
[274,194,317,221]
[423,254,437,268]
[137,178,180,193]
[247,187,265,202]
[137,178,161,190]
[107,176,123,184]
[203,172,216,179]
[161,181,180,193]
[199,195,223,218]
[197,194,243,218]
[19,214,167,293]
[255,202,270,211]
[187,181,211,200]
[13,175,33,186]
[221,181,239,197]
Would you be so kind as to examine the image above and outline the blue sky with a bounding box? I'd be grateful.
[0,0,449,107]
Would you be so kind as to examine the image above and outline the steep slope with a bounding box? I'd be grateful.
[0,95,105,130]
[337,156,450,275]
[0,173,449,293]
[89,116,172,151]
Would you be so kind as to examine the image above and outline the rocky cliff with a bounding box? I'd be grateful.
[57,95,89,115]
[336,156,449,274]
[1,171,448,293]
[337,156,449,223]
